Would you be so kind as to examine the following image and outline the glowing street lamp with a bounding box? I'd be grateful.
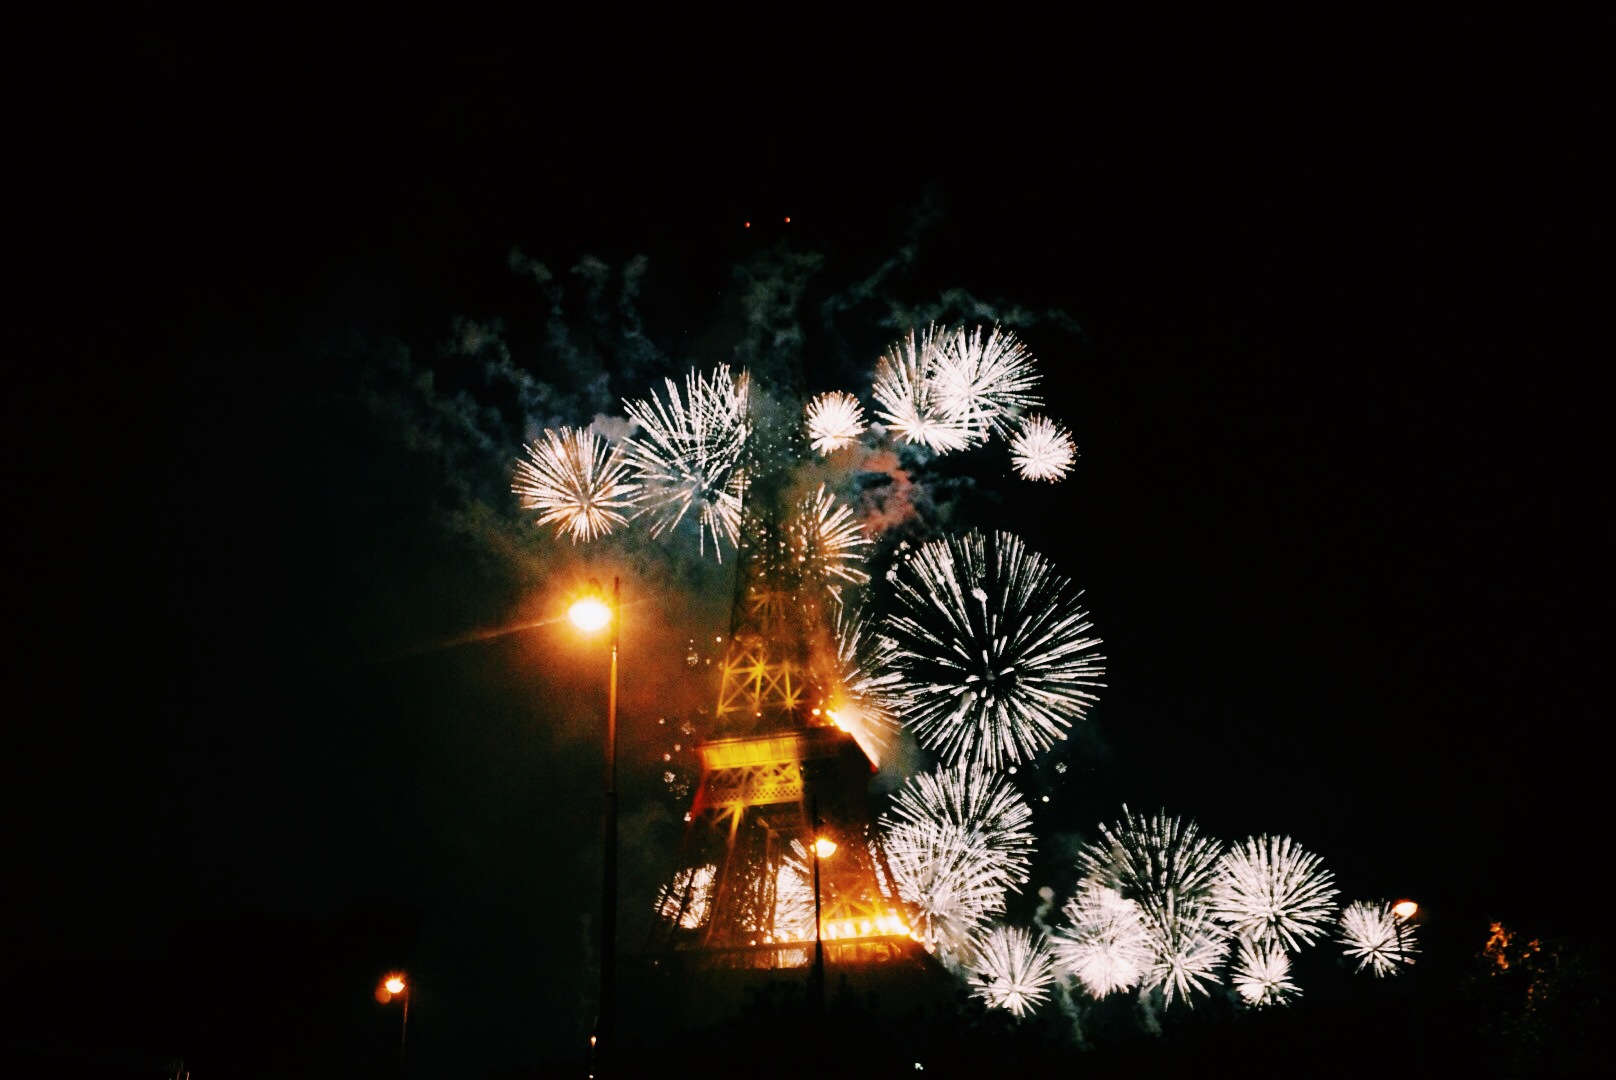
[377,973,409,1075]
[569,595,613,634]
[571,578,619,1078]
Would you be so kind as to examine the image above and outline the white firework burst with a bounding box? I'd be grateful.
[1008,414,1077,483]
[1076,807,1230,1006]
[1210,835,1339,953]
[1144,899,1230,1005]
[823,608,903,768]
[966,925,1056,1017]
[882,764,1036,892]
[512,426,641,541]
[871,325,975,453]
[622,365,751,557]
[773,846,819,942]
[786,484,872,590]
[656,864,716,930]
[883,819,1007,961]
[1337,900,1418,977]
[883,530,1106,770]
[805,390,867,454]
[1231,938,1300,1006]
[1050,883,1152,998]
[932,324,1042,442]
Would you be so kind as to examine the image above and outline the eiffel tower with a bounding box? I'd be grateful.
[619,386,958,1061]
[652,503,917,968]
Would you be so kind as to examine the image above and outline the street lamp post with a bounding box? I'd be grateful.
[1391,899,1418,967]
[570,579,619,1078]
[809,796,837,1018]
[379,974,409,1077]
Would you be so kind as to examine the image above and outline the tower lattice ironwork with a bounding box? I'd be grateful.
[651,495,919,972]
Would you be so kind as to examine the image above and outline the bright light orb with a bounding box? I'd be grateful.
[568,597,612,632]
[383,975,406,995]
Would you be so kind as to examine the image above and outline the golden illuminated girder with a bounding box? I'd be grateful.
[715,640,809,721]
[745,583,796,627]
[695,759,803,810]
[691,733,821,811]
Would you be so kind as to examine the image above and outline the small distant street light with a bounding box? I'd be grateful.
[377,973,409,1076]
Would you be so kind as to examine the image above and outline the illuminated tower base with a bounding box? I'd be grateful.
[653,725,916,970]
[631,724,956,1049]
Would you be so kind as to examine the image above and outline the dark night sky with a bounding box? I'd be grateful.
[8,11,1608,1077]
